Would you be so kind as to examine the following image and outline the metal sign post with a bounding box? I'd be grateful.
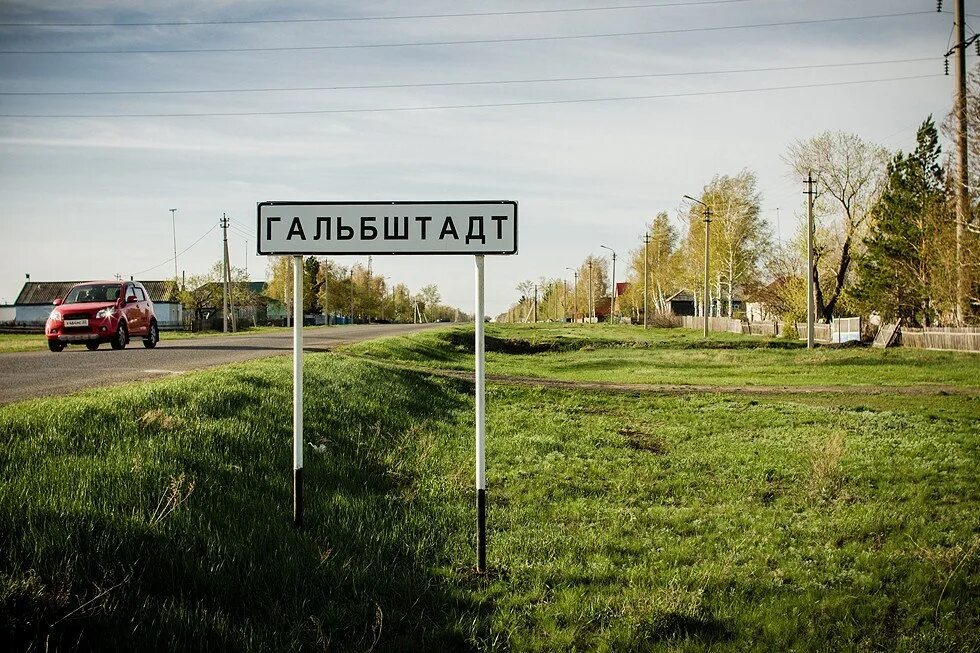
[474,255,487,571]
[292,255,304,527]
[257,201,516,570]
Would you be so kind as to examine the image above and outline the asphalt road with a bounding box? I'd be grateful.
[0,323,441,405]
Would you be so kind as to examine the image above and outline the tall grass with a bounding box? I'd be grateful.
[3,326,979,651]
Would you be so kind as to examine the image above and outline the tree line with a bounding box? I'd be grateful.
[174,258,466,326]
[503,70,980,328]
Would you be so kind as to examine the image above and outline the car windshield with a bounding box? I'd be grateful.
[63,284,121,304]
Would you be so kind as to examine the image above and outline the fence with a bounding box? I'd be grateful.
[900,327,980,353]
[681,315,843,344]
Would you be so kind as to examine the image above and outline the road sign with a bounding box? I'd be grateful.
[257,201,517,256]
[256,199,517,574]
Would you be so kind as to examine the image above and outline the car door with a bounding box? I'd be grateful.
[123,283,142,334]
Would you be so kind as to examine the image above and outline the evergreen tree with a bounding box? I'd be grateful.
[854,117,947,325]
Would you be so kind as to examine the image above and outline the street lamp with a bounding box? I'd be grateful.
[600,245,617,325]
[565,267,578,323]
[169,209,178,287]
[683,195,712,338]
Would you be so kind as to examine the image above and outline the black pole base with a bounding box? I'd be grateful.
[477,488,486,572]
[293,467,304,528]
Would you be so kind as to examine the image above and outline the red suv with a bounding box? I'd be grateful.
[45,281,160,352]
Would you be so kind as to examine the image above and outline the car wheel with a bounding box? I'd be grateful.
[48,340,65,352]
[85,342,100,351]
[142,321,158,349]
[111,323,128,350]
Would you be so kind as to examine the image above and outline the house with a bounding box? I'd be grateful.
[0,280,183,327]
[665,289,697,316]
[664,288,744,317]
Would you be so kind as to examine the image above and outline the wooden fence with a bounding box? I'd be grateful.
[900,327,980,353]
[682,316,834,342]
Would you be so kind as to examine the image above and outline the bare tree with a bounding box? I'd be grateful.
[784,132,888,321]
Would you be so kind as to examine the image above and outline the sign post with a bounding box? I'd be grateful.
[257,201,517,569]
[474,255,486,571]
[292,255,304,527]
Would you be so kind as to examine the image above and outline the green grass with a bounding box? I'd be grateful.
[2,325,979,650]
[344,324,980,390]
[0,325,335,353]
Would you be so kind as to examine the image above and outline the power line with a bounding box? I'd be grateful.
[0,57,936,96]
[131,221,219,276]
[0,73,940,119]
[0,0,757,28]
[0,11,935,55]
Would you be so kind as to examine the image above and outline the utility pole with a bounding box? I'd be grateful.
[805,173,817,349]
[567,268,578,323]
[588,260,595,322]
[643,232,651,329]
[170,208,178,287]
[349,268,355,322]
[533,284,538,323]
[601,245,616,324]
[954,0,970,324]
[221,214,229,333]
[684,195,711,337]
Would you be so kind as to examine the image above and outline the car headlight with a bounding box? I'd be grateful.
[96,308,116,319]
[49,309,62,321]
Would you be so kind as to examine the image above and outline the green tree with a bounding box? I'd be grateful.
[623,212,679,320]
[853,117,949,325]
[700,171,768,317]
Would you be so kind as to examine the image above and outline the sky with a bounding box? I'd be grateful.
[0,0,972,313]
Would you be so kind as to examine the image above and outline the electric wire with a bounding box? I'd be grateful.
[0,0,758,28]
[131,221,219,276]
[0,57,936,96]
[0,73,940,119]
[0,11,935,55]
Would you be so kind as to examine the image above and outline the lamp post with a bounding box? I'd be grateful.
[683,195,712,338]
[600,245,616,325]
[169,208,178,287]
[565,267,578,323]
[588,260,595,322]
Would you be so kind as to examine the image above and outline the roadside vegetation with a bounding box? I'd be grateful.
[2,325,978,650]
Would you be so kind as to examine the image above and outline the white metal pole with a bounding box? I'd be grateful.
[475,254,487,572]
[293,255,304,527]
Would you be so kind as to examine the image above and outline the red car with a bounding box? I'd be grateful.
[45,281,160,352]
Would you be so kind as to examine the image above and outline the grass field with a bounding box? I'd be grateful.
[2,325,978,650]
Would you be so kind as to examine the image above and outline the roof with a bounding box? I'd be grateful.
[665,289,695,302]
[15,280,180,305]
[664,288,744,303]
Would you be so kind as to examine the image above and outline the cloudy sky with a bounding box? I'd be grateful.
[0,0,969,313]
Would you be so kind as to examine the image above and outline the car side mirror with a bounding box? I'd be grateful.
[53,298,62,306]
[127,295,138,304]
[115,298,125,308]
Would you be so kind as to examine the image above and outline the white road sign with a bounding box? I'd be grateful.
[257,201,517,256]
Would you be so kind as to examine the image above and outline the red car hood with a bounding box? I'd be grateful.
[59,301,116,314]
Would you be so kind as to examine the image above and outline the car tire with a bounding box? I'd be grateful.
[48,341,65,352]
[85,342,100,351]
[142,321,158,349]
[111,323,128,350]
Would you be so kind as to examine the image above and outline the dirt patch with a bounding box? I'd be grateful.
[619,427,668,454]
[422,368,979,398]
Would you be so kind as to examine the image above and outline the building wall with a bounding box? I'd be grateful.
[0,306,15,323]
[153,302,183,326]
[15,305,52,324]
